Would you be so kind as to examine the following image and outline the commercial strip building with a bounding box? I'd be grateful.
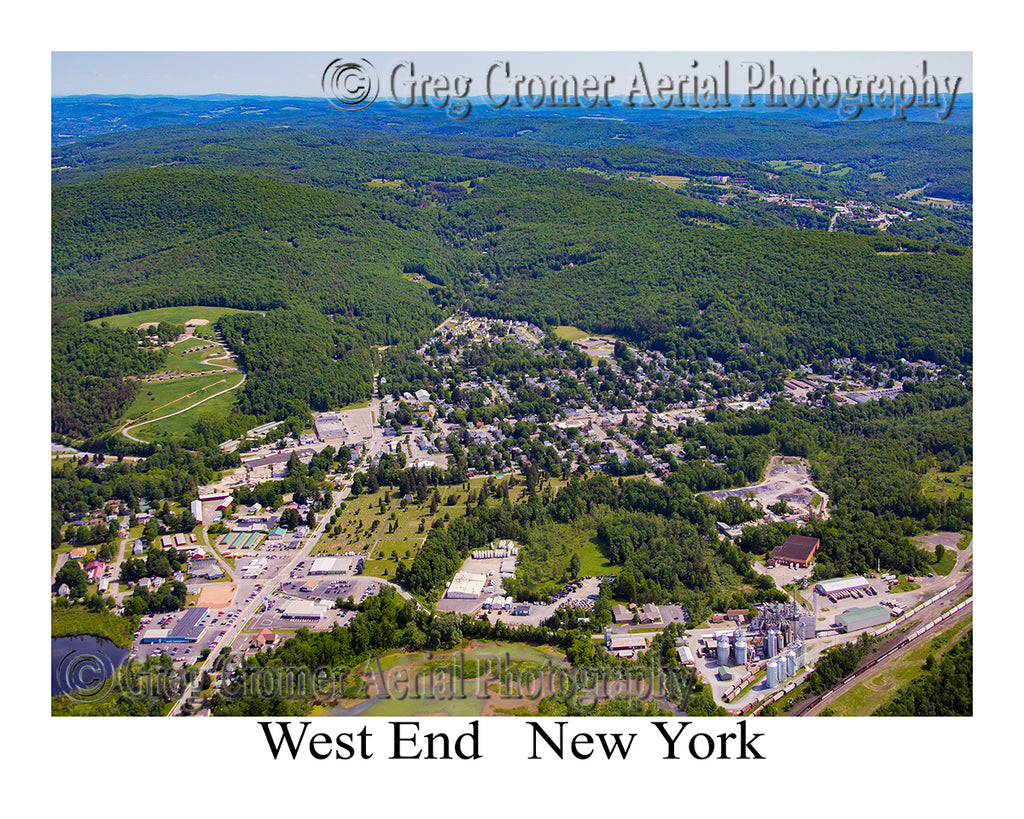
[282,599,328,620]
[309,555,364,575]
[141,607,210,644]
[240,557,268,579]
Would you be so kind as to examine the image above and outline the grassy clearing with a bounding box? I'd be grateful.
[87,305,258,330]
[650,175,690,189]
[931,547,958,576]
[163,340,236,374]
[552,325,590,342]
[349,640,567,717]
[575,533,617,576]
[51,605,137,648]
[123,371,244,440]
[921,464,972,502]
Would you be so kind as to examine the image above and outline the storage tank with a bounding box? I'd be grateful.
[766,659,779,688]
[716,633,731,666]
[793,638,806,669]
[785,650,797,678]
[734,634,748,666]
[766,628,778,657]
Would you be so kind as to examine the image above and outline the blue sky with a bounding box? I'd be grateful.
[52,51,972,98]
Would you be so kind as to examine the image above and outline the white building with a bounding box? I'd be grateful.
[282,599,328,620]
[446,571,487,599]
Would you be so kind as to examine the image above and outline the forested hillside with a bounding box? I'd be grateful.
[51,117,970,452]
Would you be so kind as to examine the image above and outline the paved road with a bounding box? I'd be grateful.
[168,477,352,716]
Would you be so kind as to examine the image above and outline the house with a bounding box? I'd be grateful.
[251,628,280,650]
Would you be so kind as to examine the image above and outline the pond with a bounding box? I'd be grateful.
[51,635,129,699]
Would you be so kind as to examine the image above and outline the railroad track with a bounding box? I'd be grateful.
[791,574,972,716]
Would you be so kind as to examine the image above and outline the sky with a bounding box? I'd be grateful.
[51,51,973,98]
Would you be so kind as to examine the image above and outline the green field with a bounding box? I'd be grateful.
[87,305,259,330]
[649,174,690,189]
[552,325,590,342]
[335,641,569,716]
[766,159,823,175]
[318,476,568,579]
[122,371,244,440]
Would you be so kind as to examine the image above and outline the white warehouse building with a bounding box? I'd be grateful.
[446,571,487,599]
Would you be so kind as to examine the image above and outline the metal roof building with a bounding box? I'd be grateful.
[836,605,891,632]
[445,571,487,599]
[309,556,361,575]
[815,576,872,596]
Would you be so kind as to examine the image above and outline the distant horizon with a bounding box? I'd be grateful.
[51,52,973,98]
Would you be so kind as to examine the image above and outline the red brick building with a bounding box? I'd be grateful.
[768,535,820,568]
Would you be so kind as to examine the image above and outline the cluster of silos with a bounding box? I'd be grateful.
[765,640,805,688]
[716,630,751,667]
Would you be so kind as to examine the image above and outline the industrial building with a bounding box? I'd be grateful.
[836,605,892,632]
[604,632,649,655]
[314,412,350,441]
[768,534,820,568]
[814,576,873,598]
[445,571,487,599]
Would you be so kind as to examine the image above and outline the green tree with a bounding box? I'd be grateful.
[55,561,88,598]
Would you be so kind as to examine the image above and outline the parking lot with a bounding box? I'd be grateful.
[129,603,249,666]
[436,575,606,628]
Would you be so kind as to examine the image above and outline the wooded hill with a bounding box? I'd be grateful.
[52,124,970,441]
